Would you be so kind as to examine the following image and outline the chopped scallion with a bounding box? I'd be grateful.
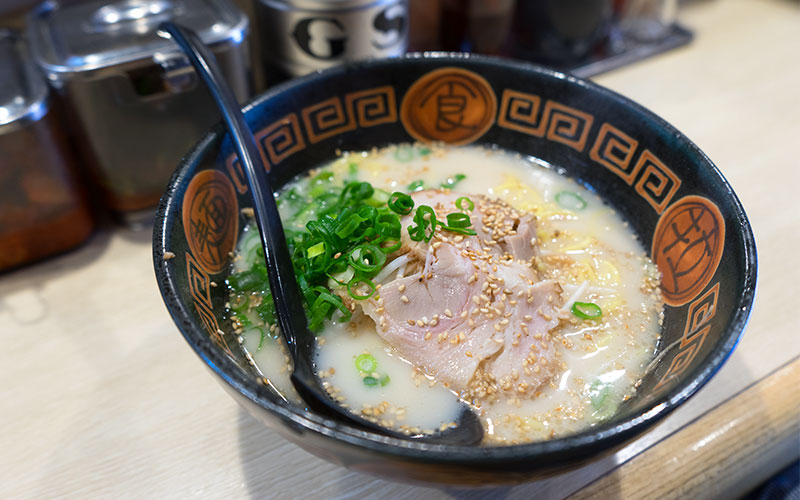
[388,192,414,215]
[306,241,326,259]
[355,353,378,373]
[408,205,437,242]
[572,301,602,320]
[445,212,472,228]
[348,244,386,274]
[455,196,474,212]
[347,277,376,300]
[555,191,587,211]
[441,173,466,189]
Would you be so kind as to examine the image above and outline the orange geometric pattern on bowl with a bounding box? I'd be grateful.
[653,281,720,391]
[652,195,725,306]
[182,169,239,275]
[400,67,497,146]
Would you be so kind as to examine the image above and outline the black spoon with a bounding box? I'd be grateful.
[159,22,483,446]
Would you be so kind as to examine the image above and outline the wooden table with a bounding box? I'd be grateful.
[2,1,798,498]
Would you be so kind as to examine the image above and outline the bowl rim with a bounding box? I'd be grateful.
[153,53,757,464]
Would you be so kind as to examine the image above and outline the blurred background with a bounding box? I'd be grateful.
[0,0,690,273]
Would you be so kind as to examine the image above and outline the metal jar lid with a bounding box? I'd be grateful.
[27,0,248,81]
[261,0,400,8]
[0,30,49,135]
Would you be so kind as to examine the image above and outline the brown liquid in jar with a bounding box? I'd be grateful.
[0,110,94,271]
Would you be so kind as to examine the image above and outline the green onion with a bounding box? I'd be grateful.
[306,241,326,259]
[309,171,334,197]
[455,196,474,211]
[588,379,609,410]
[441,173,466,189]
[347,277,376,300]
[378,239,402,253]
[438,211,477,236]
[445,212,471,228]
[334,213,364,239]
[556,191,587,211]
[588,379,618,420]
[388,192,414,215]
[408,205,437,242]
[355,353,378,373]
[339,181,374,204]
[310,286,351,323]
[233,171,484,332]
[572,301,602,320]
[362,374,391,387]
[348,243,386,274]
[407,179,425,192]
[394,145,414,162]
[367,188,391,207]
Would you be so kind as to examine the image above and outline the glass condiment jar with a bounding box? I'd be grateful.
[27,0,252,226]
[0,29,94,271]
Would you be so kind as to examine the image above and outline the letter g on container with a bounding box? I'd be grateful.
[254,0,409,84]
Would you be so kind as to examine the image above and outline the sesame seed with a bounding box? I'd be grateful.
[398,284,406,292]
[444,308,453,318]
[401,295,409,303]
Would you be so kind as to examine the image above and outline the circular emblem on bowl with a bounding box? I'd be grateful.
[401,67,497,145]
[652,195,725,306]
[182,169,239,274]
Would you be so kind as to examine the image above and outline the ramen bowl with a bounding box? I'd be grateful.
[153,54,756,485]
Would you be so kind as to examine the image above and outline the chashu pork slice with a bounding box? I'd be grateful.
[361,190,564,399]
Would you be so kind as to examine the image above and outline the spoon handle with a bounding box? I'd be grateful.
[158,22,309,360]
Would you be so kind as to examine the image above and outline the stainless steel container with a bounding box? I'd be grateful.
[255,0,408,83]
[27,0,252,224]
[0,29,93,270]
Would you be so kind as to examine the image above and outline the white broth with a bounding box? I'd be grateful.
[226,144,663,444]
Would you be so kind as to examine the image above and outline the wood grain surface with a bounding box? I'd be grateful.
[1,1,799,499]
[570,359,800,500]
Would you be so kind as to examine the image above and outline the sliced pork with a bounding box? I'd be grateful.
[360,190,564,402]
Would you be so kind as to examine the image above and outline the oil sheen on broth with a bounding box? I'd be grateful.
[227,144,663,445]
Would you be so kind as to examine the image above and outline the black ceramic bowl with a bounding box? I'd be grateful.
[153,54,756,485]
